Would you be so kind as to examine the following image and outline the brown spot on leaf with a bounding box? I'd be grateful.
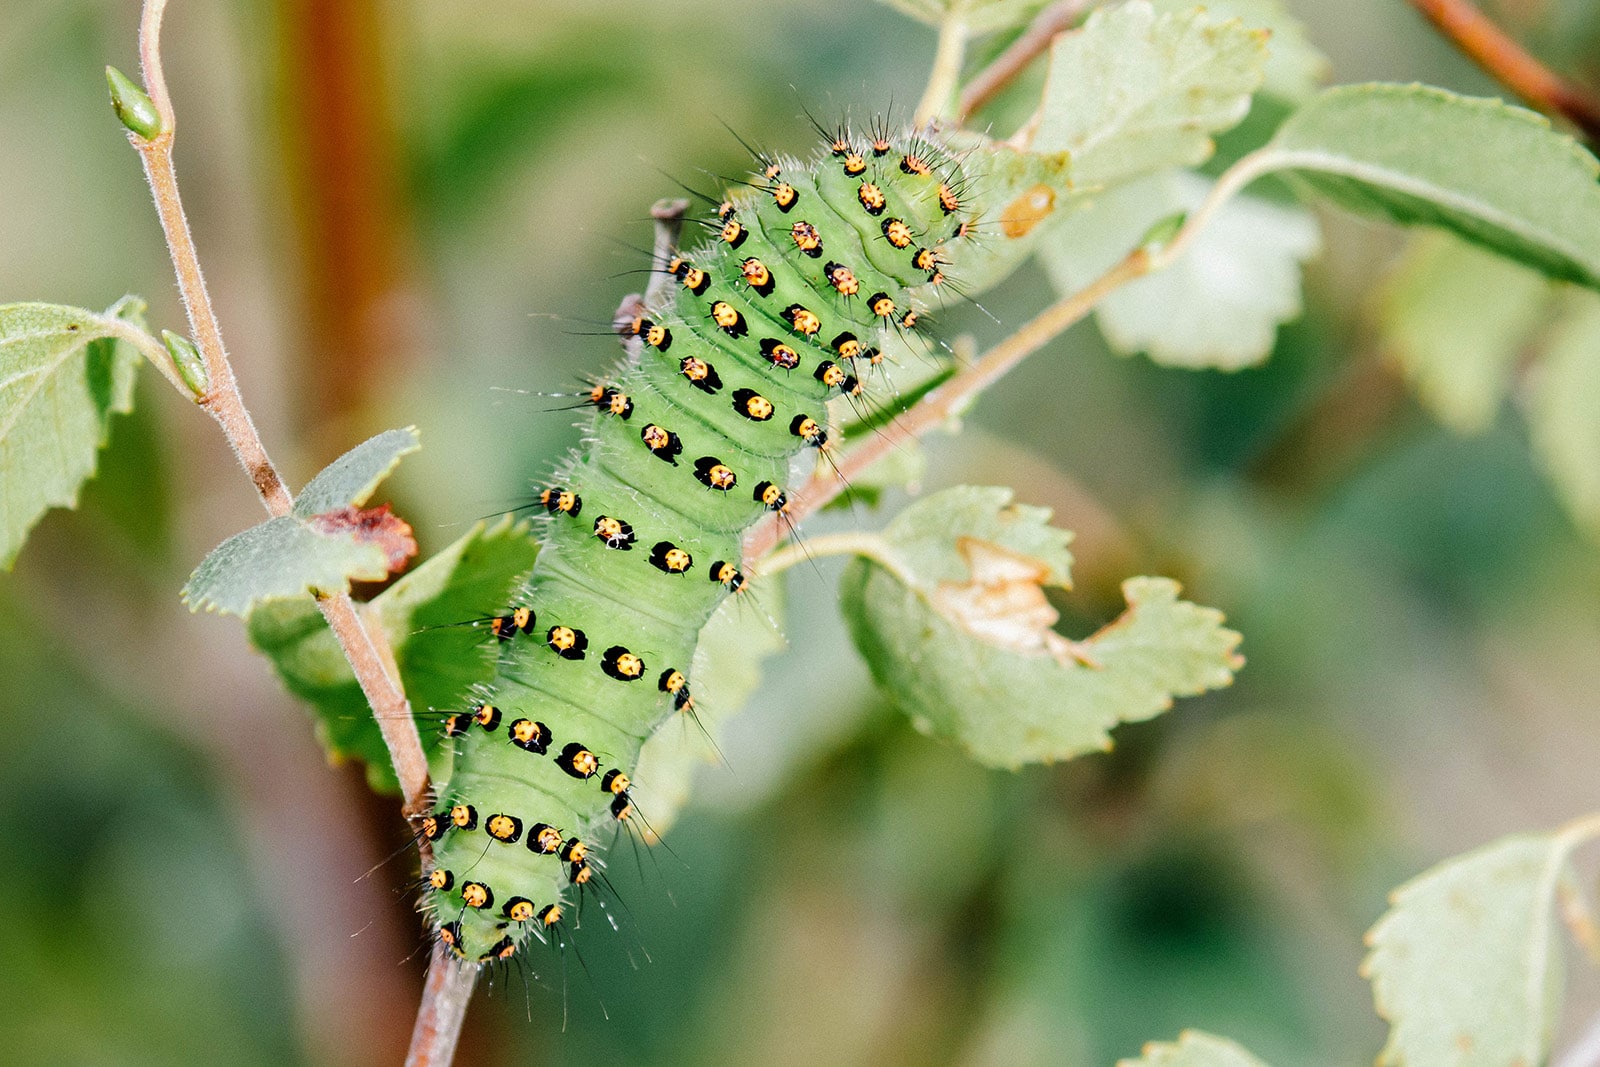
[310,503,417,574]
[1000,184,1056,238]
[930,537,1093,666]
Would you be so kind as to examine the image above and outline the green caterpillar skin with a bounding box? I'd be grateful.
[424,126,971,962]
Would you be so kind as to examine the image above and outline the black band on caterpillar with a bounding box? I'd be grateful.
[423,119,975,962]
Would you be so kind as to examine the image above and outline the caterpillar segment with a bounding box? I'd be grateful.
[424,123,974,961]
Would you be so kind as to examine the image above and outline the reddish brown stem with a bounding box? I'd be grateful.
[957,0,1092,125]
[405,944,478,1067]
[1408,0,1600,142]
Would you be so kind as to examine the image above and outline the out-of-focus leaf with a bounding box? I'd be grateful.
[1027,2,1268,188]
[1527,291,1600,538]
[248,518,540,794]
[1151,0,1326,103]
[1119,1030,1272,1067]
[181,516,393,617]
[184,429,422,617]
[0,298,144,569]
[1379,231,1553,434]
[631,577,787,834]
[1040,170,1319,369]
[292,427,421,516]
[878,0,1048,34]
[1363,830,1587,1067]
[1263,84,1600,289]
[840,486,1241,767]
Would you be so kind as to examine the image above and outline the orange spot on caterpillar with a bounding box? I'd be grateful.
[790,414,827,448]
[857,182,886,216]
[694,457,737,491]
[650,541,694,573]
[732,388,774,421]
[1001,183,1056,238]
[593,515,636,549]
[641,424,683,464]
[680,355,723,393]
[710,560,748,592]
[825,262,859,296]
[711,301,747,337]
[881,218,913,249]
[772,182,798,211]
[460,880,493,909]
[527,823,563,855]
[602,768,631,795]
[601,645,646,680]
[790,221,823,257]
[557,744,600,780]
[938,182,960,214]
[473,703,502,730]
[741,257,775,296]
[449,804,478,830]
[869,292,896,319]
[546,625,588,659]
[785,304,822,336]
[559,837,589,863]
[539,487,583,515]
[508,717,551,754]
[755,481,789,511]
[760,338,800,370]
[504,897,535,923]
[428,868,453,891]
[486,813,523,843]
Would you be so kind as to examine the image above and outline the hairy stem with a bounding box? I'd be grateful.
[742,146,1272,565]
[1407,0,1600,143]
[957,0,1092,124]
[127,0,444,1057]
[405,944,478,1067]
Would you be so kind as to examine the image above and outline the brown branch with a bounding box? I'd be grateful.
[1408,0,1600,143]
[125,1,448,1059]
[957,0,1092,126]
[405,944,478,1067]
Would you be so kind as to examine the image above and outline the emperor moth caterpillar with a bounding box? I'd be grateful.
[423,123,975,963]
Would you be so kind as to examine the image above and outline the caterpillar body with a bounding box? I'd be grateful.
[424,124,976,963]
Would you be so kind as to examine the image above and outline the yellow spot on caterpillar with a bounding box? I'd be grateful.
[461,881,492,909]
[857,182,886,215]
[772,182,798,211]
[529,823,562,854]
[825,262,859,296]
[429,868,453,891]
[938,182,960,214]
[450,804,477,830]
[540,904,562,926]
[790,221,822,257]
[486,814,522,843]
[506,898,535,923]
[882,218,913,249]
[786,304,821,336]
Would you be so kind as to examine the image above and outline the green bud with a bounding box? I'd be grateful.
[1139,210,1188,250]
[161,330,209,397]
[105,66,164,141]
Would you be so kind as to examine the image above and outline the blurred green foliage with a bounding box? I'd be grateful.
[6,1,1600,1064]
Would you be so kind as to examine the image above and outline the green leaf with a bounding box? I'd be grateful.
[1363,830,1590,1067]
[292,426,421,517]
[1379,231,1553,434]
[1028,1,1269,188]
[1150,0,1327,104]
[1262,83,1600,289]
[1119,1030,1272,1067]
[631,576,788,833]
[248,518,540,794]
[840,486,1241,767]
[879,0,1049,34]
[1527,291,1600,538]
[0,298,145,570]
[184,428,422,616]
[181,516,393,616]
[1040,170,1319,369]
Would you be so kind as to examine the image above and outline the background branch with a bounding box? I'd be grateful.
[957,0,1092,125]
[1408,0,1600,143]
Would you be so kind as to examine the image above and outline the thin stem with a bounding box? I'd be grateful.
[1408,0,1600,143]
[754,530,910,583]
[916,16,970,125]
[101,316,192,400]
[125,2,445,1053]
[957,0,1092,125]
[405,944,478,1067]
[742,147,1274,565]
